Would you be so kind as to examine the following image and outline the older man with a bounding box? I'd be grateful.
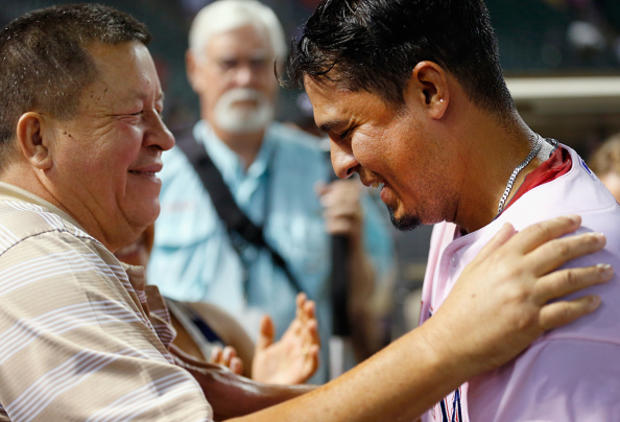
[149,0,395,380]
[289,0,620,420]
[0,3,612,422]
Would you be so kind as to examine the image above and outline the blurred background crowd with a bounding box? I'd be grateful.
[2,0,618,348]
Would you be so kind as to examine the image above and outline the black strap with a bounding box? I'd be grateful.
[330,234,351,336]
[324,151,352,336]
[175,129,305,296]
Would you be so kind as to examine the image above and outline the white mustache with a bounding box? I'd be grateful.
[213,88,274,133]
[218,88,267,105]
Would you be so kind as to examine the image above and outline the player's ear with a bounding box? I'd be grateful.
[406,60,449,120]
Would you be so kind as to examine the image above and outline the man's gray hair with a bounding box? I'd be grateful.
[188,0,287,61]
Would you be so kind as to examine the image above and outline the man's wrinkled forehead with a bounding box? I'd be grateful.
[82,41,162,108]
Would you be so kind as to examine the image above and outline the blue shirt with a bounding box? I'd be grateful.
[149,120,394,382]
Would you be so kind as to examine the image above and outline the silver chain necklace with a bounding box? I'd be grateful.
[496,135,544,216]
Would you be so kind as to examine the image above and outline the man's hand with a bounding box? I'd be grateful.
[317,180,363,240]
[170,344,314,421]
[216,216,613,422]
[251,293,320,384]
[426,215,613,376]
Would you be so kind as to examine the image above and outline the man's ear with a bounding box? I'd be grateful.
[15,112,53,170]
[186,49,204,93]
[405,61,449,120]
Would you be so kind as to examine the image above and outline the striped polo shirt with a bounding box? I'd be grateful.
[0,182,213,421]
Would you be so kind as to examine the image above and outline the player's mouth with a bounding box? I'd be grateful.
[363,177,397,206]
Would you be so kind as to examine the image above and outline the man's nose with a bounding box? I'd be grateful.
[145,112,175,151]
[232,65,254,86]
[330,139,358,179]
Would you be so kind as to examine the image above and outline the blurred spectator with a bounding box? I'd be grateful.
[589,133,620,201]
[148,0,395,382]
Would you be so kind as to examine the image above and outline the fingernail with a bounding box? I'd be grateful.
[568,215,581,224]
[589,295,601,309]
[593,232,606,244]
[597,263,614,277]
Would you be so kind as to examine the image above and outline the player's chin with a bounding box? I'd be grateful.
[388,206,421,231]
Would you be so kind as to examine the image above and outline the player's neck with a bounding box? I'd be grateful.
[454,113,541,233]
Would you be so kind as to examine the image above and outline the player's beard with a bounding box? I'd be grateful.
[388,205,421,231]
[213,88,274,134]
